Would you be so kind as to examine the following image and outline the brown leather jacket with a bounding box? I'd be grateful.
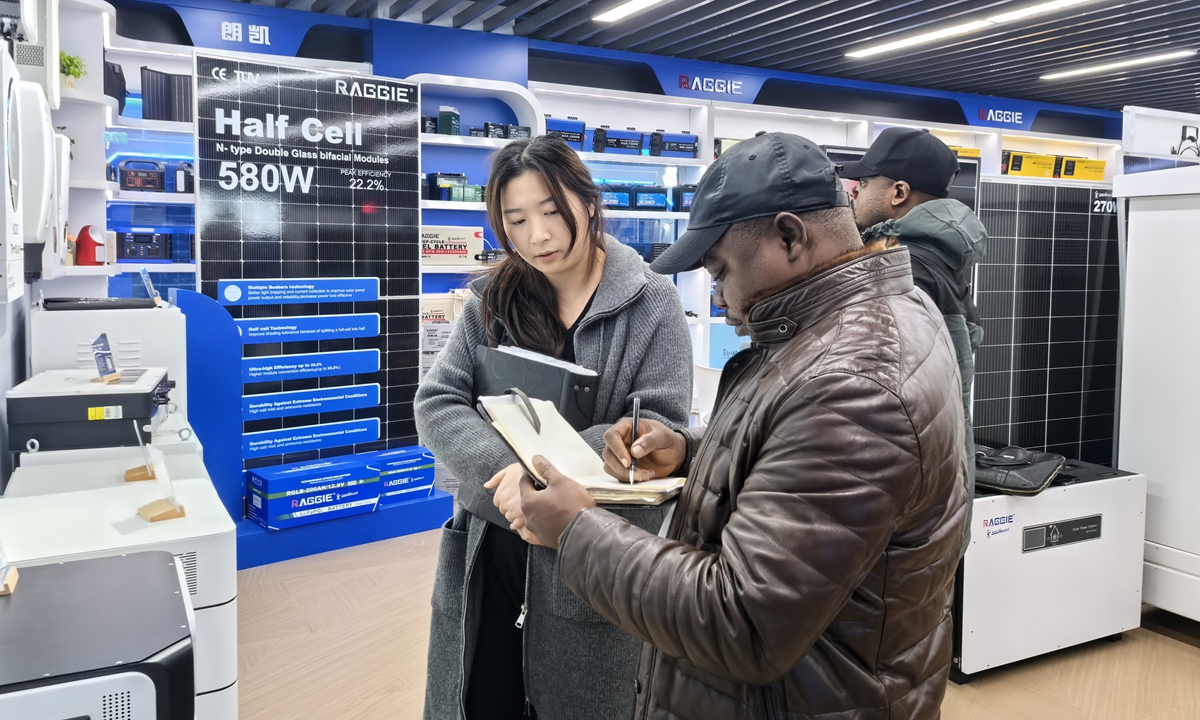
[557,245,968,720]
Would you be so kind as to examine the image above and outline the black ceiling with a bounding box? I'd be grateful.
[362,0,1200,113]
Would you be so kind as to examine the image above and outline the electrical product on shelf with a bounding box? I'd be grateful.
[672,184,697,212]
[115,158,166,191]
[633,186,670,211]
[421,225,484,266]
[592,126,643,155]
[599,184,633,209]
[469,127,485,137]
[426,172,467,200]
[545,116,586,150]
[484,122,506,139]
[505,124,531,139]
[140,67,192,122]
[117,232,170,261]
[646,131,698,158]
[421,115,437,134]
[437,105,460,136]
[104,60,127,113]
[174,161,194,193]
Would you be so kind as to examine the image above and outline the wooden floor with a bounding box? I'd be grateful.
[238,530,1200,720]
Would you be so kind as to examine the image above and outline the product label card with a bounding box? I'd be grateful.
[235,313,380,343]
[218,278,380,306]
[243,383,381,420]
[243,418,381,458]
[242,349,380,382]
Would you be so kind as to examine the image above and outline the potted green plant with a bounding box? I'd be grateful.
[60,52,85,90]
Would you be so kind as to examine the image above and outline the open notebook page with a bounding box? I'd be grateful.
[480,395,684,493]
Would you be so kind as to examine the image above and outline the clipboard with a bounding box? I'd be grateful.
[462,388,548,533]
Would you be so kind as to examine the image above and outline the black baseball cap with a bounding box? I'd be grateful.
[838,127,960,198]
[650,132,850,275]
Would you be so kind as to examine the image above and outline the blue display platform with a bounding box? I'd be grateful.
[236,490,453,569]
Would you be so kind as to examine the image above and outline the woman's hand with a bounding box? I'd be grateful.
[485,463,543,545]
[602,418,687,483]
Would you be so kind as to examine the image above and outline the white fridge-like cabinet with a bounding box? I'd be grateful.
[1115,164,1200,622]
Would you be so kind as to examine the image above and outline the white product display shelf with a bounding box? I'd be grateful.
[576,151,706,168]
[422,200,487,211]
[408,74,545,136]
[421,134,508,149]
[70,179,119,191]
[607,210,689,219]
[59,88,119,110]
[108,190,195,204]
[421,265,483,274]
[63,263,198,276]
[109,114,194,134]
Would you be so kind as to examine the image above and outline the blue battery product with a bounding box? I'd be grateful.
[600,184,633,209]
[593,126,643,155]
[546,116,586,150]
[366,446,437,505]
[246,457,381,531]
[672,185,697,211]
[633,186,670,210]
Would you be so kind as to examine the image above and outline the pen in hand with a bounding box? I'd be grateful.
[630,397,641,484]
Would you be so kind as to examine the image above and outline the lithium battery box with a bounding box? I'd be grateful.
[673,185,697,211]
[546,116,586,150]
[592,127,643,155]
[6,367,171,452]
[365,446,436,505]
[247,457,381,531]
[421,226,485,266]
[484,122,507,139]
[1056,157,1106,181]
[506,125,531,139]
[600,184,633,209]
[1002,150,1057,178]
[633,186,670,211]
[647,132,699,158]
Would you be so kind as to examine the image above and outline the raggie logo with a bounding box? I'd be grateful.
[983,514,1015,538]
[978,108,1024,125]
[679,75,743,95]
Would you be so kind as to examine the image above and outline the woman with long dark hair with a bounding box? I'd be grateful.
[417,135,693,720]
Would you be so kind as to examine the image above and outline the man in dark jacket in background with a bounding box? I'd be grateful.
[841,127,988,555]
[503,132,968,720]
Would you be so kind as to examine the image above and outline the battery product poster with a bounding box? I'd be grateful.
[195,54,421,470]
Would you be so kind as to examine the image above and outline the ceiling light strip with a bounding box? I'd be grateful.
[594,0,667,23]
[1040,50,1198,80]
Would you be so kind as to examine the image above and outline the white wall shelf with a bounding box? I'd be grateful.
[421,134,508,149]
[59,88,118,110]
[421,265,483,274]
[108,190,195,204]
[576,151,705,168]
[408,74,546,136]
[63,263,198,277]
[421,200,487,211]
[70,179,119,191]
[108,113,194,134]
[607,210,690,219]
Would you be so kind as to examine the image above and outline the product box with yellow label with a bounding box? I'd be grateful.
[421,294,466,377]
[948,146,982,158]
[1055,156,1106,181]
[1002,151,1058,178]
[421,226,485,266]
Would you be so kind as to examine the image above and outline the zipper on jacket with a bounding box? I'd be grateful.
[521,553,533,718]
[458,540,478,719]
[515,603,528,629]
[759,685,781,720]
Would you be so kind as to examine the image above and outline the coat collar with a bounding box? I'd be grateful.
[469,235,649,324]
[744,245,915,344]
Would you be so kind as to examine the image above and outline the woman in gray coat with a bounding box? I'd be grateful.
[416,135,693,720]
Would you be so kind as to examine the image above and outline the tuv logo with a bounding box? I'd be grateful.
[979,108,1024,125]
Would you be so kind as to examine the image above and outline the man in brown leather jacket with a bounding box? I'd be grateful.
[502,132,969,720]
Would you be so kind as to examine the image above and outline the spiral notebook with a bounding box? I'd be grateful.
[478,394,685,506]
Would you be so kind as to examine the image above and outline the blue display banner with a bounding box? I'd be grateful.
[243,384,381,420]
[527,39,1122,138]
[243,349,379,382]
[219,278,379,306]
[243,418,381,458]
[235,314,380,344]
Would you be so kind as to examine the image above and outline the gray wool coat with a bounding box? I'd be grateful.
[416,237,694,720]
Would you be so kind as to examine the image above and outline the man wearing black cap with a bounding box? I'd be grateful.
[840,127,988,555]
[502,132,967,719]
